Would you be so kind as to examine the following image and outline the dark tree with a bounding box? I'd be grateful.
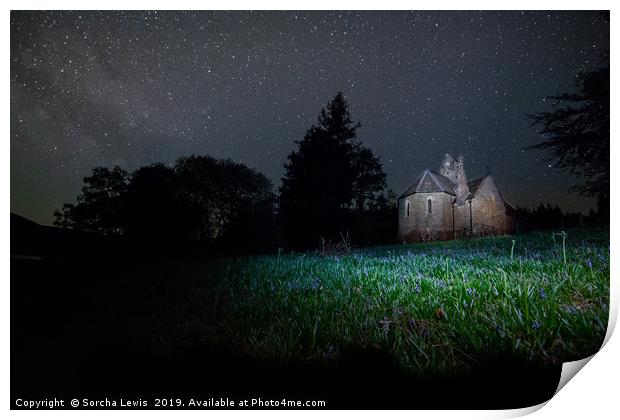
[529,60,609,221]
[352,189,398,246]
[124,163,199,241]
[352,146,388,212]
[54,155,277,253]
[174,155,276,248]
[279,92,386,249]
[54,166,129,235]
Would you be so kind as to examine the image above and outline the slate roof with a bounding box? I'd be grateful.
[400,172,496,201]
[466,177,486,199]
[398,169,456,199]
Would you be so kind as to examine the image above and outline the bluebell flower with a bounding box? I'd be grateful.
[414,283,421,294]
[324,345,338,359]
[539,288,547,300]
[586,258,593,269]
[495,326,506,338]
[532,320,541,330]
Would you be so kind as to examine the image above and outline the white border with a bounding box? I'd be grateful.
[4,1,617,419]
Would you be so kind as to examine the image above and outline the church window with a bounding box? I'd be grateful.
[427,198,432,214]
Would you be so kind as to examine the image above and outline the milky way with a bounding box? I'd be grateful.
[11,11,608,224]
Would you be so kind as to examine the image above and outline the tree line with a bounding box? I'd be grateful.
[513,203,605,233]
[54,92,397,253]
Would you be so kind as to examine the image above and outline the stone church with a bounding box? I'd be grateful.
[397,153,517,242]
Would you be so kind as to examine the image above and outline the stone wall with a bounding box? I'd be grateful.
[397,192,454,242]
[470,176,510,236]
[453,202,471,238]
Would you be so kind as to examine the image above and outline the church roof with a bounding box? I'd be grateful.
[399,172,496,201]
[467,176,486,199]
[399,169,456,199]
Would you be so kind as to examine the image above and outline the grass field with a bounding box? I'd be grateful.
[150,228,609,377]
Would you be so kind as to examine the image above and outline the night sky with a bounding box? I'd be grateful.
[11,11,609,225]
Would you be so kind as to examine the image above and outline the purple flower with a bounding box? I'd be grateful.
[324,345,338,359]
[495,325,506,338]
[466,287,475,296]
[564,305,578,314]
[539,288,547,300]
[414,283,421,294]
[586,258,593,269]
[532,320,542,331]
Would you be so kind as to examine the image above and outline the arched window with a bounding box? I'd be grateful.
[406,201,410,218]
[427,198,432,214]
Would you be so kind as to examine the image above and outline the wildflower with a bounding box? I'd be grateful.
[586,258,593,269]
[436,280,446,289]
[539,288,547,299]
[562,305,578,314]
[414,283,421,294]
[495,325,506,338]
[379,317,391,334]
[532,320,542,331]
[324,345,338,359]
[466,287,475,295]
[310,277,321,290]
[493,286,499,296]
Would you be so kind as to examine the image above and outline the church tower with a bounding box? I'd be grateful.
[454,155,470,205]
[438,153,457,183]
